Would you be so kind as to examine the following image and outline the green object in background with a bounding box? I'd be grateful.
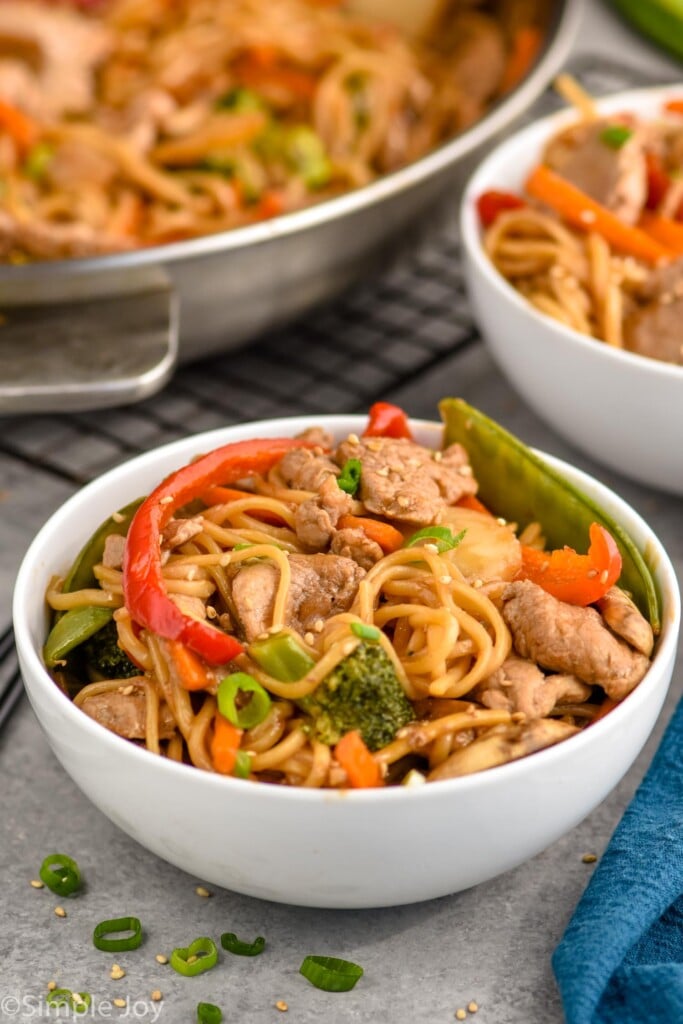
[439,398,661,632]
[611,0,683,61]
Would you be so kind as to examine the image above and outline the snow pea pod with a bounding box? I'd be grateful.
[439,398,660,632]
[44,606,114,668]
[61,498,143,594]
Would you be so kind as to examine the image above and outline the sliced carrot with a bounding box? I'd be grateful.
[335,730,382,788]
[167,639,213,691]
[0,99,38,152]
[500,27,542,93]
[257,189,286,220]
[663,98,683,115]
[455,494,493,516]
[639,212,683,256]
[233,55,317,101]
[525,164,674,264]
[200,485,286,525]
[338,514,404,553]
[211,713,243,774]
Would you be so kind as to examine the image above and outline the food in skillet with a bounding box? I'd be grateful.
[0,0,552,260]
[43,400,659,788]
[478,78,683,365]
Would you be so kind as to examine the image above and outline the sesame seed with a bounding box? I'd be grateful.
[54,906,67,918]
[113,998,126,1009]
[439,575,452,585]
[473,579,483,589]
[456,1010,467,1020]
[433,451,443,462]
[580,209,597,224]
[120,684,134,696]
[424,543,439,554]
[586,569,598,578]
[206,606,217,619]
[304,632,315,645]
[275,1001,289,1012]
[582,853,598,864]
[468,1002,479,1014]
[151,990,162,1002]
[47,981,57,992]
[195,885,212,898]
[313,619,324,633]
[187,955,198,965]
[496,517,507,526]
[110,964,125,980]
[71,993,84,1007]
[459,465,473,476]
[377,466,390,477]
[159,495,173,505]
[347,433,359,445]
[30,879,44,889]
[112,511,125,523]
[155,954,168,965]
[397,496,410,508]
[599,569,609,584]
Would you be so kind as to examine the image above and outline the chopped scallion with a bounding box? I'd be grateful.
[337,458,362,496]
[220,932,266,956]
[403,525,465,553]
[600,124,633,149]
[217,673,271,729]
[197,1003,223,1024]
[39,853,81,897]
[350,622,381,642]
[299,955,363,992]
[234,750,252,779]
[170,937,218,977]
[249,632,315,682]
[93,916,143,952]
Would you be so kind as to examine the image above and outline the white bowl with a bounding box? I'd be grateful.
[12,415,680,908]
[460,85,683,495]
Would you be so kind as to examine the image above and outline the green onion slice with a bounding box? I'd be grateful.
[600,124,633,149]
[350,622,381,642]
[404,525,465,553]
[234,751,252,779]
[299,955,364,992]
[249,632,315,682]
[220,932,266,957]
[197,1003,223,1024]
[39,853,81,897]
[46,989,73,1008]
[217,673,271,729]
[337,458,362,496]
[93,916,143,952]
[170,937,219,977]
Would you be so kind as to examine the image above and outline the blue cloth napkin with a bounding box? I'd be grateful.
[553,695,683,1024]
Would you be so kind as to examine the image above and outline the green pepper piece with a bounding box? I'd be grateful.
[44,606,114,668]
[249,631,315,681]
[439,398,660,631]
[61,498,142,595]
[611,0,683,63]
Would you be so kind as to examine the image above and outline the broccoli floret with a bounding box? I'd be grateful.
[301,641,413,752]
[81,619,138,680]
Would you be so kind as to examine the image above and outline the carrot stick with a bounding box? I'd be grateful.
[337,514,404,553]
[211,713,243,774]
[200,485,286,525]
[456,494,493,516]
[500,27,542,93]
[639,212,683,256]
[663,99,683,115]
[335,730,382,788]
[167,639,213,691]
[525,164,674,264]
[0,99,38,152]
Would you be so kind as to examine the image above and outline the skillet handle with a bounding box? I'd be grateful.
[0,267,178,414]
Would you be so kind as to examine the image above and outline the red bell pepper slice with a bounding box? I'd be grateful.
[122,437,304,665]
[476,190,526,228]
[363,402,413,440]
[645,152,670,211]
[517,522,622,606]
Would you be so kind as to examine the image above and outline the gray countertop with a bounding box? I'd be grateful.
[1,4,682,1023]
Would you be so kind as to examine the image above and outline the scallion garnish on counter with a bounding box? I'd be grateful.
[299,955,364,992]
[93,915,143,952]
[39,853,81,897]
[170,937,219,977]
[220,932,266,956]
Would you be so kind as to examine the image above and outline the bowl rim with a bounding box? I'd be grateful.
[0,0,582,279]
[12,412,680,806]
[460,82,683,382]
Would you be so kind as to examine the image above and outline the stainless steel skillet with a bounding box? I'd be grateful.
[0,0,581,414]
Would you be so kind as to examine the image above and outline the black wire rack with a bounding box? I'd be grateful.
[0,58,657,720]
